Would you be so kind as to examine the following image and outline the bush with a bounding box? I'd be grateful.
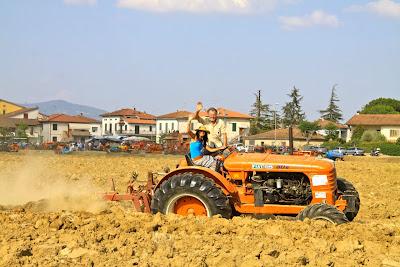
[351,126,365,142]
[361,130,386,142]
[322,141,343,150]
[379,143,400,156]
[397,137,400,145]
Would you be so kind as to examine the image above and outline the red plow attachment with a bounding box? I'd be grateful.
[102,171,160,213]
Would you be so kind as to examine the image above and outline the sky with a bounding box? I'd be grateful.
[0,0,399,121]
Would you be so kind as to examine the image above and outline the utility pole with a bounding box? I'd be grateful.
[274,103,279,147]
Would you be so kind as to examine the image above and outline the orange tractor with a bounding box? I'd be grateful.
[104,150,359,224]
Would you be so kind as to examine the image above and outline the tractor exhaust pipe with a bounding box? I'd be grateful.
[289,126,294,155]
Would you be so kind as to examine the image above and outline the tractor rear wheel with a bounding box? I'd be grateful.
[337,178,360,221]
[297,203,349,225]
[151,172,232,218]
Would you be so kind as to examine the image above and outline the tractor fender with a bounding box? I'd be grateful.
[154,166,237,195]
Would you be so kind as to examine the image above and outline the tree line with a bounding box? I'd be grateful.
[249,86,400,143]
[249,85,342,135]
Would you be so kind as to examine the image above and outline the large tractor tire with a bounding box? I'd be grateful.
[151,172,232,218]
[337,178,360,221]
[297,203,349,225]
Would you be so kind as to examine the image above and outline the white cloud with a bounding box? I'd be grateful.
[116,0,278,14]
[346,0,400,19]
[279,10,340,30]
[64,0,97,6]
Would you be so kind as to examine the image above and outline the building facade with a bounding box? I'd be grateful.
[156,108,252,144]
[101,108,156,140]
[346,114,400,143]
[41,114,101,142]
[0,99,26,115]
[244,127,325,148]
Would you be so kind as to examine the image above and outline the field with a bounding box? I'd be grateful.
[0,151,399,266]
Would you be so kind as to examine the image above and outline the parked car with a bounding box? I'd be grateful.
[326,150,344,161]
[332,147,347,155]
[303,145,327,154]
[346,147,365,156]
[232,143,246,152]
[245,145,254,153]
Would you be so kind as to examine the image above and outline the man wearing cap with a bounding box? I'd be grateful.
[193,104,227,149]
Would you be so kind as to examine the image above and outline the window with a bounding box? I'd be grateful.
[109,124,112,132]
[135,125,139,134]
[2,110,5,115]
[24,113,28,119]
[115,124,117,131]
[104,123,107,132]
[232,123,237,132]
[165,123,169,132]
[92,127,98,133]
[52,136,57,142]
[52,124,57,131]
[172,123,175,131]
[390,130,399,138]
[30,127,34,135]
[149,126,152,132]
[159,123,162,131]
[125,125,128,131]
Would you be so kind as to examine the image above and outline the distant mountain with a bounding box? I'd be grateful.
[23,100,108,119]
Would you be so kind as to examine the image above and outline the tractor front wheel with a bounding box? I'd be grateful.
[151,172,232,218]
[337,178,360,221]
[297,203,349,225]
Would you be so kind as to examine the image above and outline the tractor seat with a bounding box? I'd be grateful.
[185,153,194,166]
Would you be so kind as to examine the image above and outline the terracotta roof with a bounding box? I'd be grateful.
[125,118,156,125]
[0,117,40,128]
[4,107,39,118]
[200,108,253,119]
[101,108,155,119]
[157,111,192,119]
[158,108,253,120]
[44,114,100,124]
[316,118,347,129]
[346,114,400,126]
[245,127,325,141]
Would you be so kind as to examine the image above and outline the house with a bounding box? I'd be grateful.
[0,99,27,115]
[156,108,252,144]
[100,108,156,140]
[0,117,42,143]
[0,100,44,142]
[346,114,400,142]
[41,114,101,142]
[244,127,325,148]
[315,118,348,141]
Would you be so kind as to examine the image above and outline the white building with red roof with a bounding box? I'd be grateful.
[41,114,101,142]
[100,108,156,140]
[156,108,252,144]
[346,114,400,142]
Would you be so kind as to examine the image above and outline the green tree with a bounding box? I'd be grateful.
[319,85,343,122]
[299,121,320,144]
[351,126,365,142]
[324,123,339,141]
[15,123,28,138]
[361,105,398,114]
[361,98,400,114]
[0,127,11,137]
[281,86,305,127]
[250,90,273,134]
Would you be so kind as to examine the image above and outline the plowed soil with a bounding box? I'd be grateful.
[0,151,399,266]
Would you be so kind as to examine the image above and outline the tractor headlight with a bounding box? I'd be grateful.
[312,175,328,186]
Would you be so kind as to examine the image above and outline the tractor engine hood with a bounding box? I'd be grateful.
[224,152,335,173]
